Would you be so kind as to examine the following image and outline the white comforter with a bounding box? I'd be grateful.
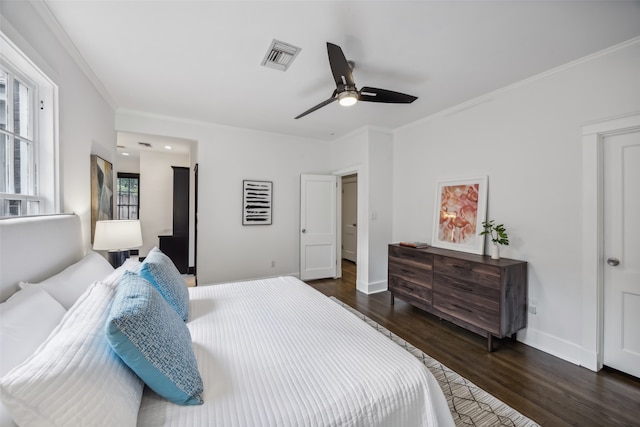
[137,276,454,426]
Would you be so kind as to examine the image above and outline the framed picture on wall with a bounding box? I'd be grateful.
[242,180,272,225]
[90,155,114,242]
[431,176,488,255]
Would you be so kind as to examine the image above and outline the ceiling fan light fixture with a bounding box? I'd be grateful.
[338,91,358,107]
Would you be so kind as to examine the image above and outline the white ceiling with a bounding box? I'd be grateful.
[116,131,193,159]
[41,1,640,141]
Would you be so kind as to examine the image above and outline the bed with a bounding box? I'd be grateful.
[0,214,454,427]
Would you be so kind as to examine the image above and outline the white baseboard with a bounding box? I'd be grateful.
[357,279,387,295]
[519,327,584,367]
[580,348,601,372]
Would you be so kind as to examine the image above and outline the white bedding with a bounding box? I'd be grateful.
[138,276,453,427]
[0,213,452,426]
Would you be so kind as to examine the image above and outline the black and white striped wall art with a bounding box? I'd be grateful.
[242,180,273,225]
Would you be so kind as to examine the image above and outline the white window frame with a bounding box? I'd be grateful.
[1,64,38,212]
[117,172,140,220]
[0,30,58,217]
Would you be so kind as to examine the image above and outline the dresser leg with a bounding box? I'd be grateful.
[487,334,494,352]
[390,292,395,305]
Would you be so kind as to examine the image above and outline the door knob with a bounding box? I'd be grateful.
[607,257,620,266]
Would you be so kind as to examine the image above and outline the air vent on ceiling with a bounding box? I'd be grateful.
[261,39,301,71]
[138,142,152,148]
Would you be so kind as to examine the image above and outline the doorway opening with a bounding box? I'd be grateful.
[115,131,197,274]
[341,174,357,288]
[300,169,364,288]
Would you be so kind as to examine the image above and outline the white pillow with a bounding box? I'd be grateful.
[0,286,66,377]
[0,281,144,427]
[0,286,67,427]
[20,251,114,309]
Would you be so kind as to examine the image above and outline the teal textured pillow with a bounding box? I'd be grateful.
[139,247,189,321]
[106,271,203,406]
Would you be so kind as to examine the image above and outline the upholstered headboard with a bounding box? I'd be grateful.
[0,214,84,302]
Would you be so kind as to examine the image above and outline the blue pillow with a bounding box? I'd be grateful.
[106,271,203,406]
[139,247,189,321]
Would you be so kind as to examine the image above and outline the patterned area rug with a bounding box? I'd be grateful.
[330,297,540,427]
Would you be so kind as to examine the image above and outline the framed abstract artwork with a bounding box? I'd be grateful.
[432,176,488,255]
[242,180,272,225]
[90,155,114,242]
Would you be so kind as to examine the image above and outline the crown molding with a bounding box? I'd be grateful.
[29,0,117,110]
[115,108,328,144]
[397,36,640,133]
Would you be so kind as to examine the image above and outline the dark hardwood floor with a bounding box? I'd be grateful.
[308,260,640,427]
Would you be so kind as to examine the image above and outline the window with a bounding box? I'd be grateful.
[0,65,39,216]
[117,173,139,219]
[1,31,57,217]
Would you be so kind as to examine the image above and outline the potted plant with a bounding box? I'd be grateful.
[480,220,509,259]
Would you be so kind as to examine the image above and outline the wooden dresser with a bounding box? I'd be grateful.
[388,244,528,351]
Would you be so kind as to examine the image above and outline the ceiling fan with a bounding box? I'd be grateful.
[295,42,418,119]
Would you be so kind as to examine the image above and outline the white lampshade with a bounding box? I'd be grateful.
[93,220,143,251]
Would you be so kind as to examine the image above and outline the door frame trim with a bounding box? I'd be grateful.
[581,112,640,372]
[333,165,366,291]
[340,174,358,264]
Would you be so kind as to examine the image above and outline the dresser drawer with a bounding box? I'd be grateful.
[389,260,433,287]
[389,245,433,269]
[389,275,432,306]
[433,274,499,333]
[434,255,500,289]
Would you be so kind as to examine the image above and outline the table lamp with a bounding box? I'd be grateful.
[93,220,143,268]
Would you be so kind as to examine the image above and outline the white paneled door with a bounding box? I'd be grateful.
[603,129,640,378]
[300,174,337,281]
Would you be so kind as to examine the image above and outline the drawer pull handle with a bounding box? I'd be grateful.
[453,303,472,313]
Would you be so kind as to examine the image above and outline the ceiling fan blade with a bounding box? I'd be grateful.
[359,87,418,104]
[294,95,338,119]
[327,43,355,88]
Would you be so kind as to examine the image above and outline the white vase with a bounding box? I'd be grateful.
[491,244,500,260]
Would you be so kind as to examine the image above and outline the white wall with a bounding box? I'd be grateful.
[330,127,393,293]
[367,130,393,290]
[115,154,140,174]
[393,40,640,365]
[1,2,115,249]
[138,151,190,258]
[115,112,331,284]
